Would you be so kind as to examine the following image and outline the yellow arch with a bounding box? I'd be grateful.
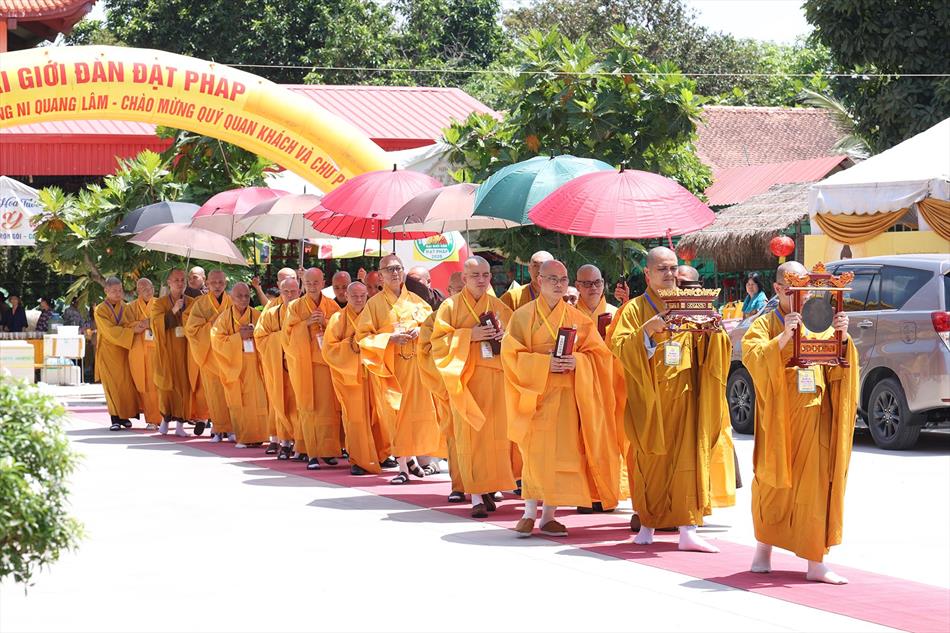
[0,46,389,190]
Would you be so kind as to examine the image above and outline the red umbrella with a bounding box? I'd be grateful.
[192,187,288,239]
[527,168,714,244]
[315,166,443,239]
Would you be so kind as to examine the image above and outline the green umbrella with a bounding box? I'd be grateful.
[473,155,613,224]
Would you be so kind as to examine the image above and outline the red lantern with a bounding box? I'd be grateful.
[677,243,697,264]
[769,235,795,263]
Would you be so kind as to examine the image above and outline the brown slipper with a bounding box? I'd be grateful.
[630,514,641,532]
[471,504,488,519]
[514,518,535,538]
[481,493,497,512]
[539,520,568,537]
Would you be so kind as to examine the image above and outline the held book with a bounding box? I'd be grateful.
[479,311,502,355]
[554,325,577,358]
[596,312,612,339]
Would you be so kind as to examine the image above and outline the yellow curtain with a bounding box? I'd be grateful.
[917,198,950,241]
[814,209,906,244]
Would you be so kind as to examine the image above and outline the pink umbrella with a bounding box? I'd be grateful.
[527,167,714,244]
[316,166,443,240]
[128,223,247,266]
[191,187,288,239]
[304,207,435,241]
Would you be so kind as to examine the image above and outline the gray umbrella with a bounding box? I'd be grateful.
[113,201,200,236]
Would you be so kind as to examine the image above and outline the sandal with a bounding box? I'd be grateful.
[109,423,122,432]
[447,491,465,503]
[390,472,410,485]
[277,446,292,460]
[265,442,279,455]
[422,461,441,476]
[406,459,425,479]
[322,457,338,466]
[120,419,133,429]
[481,494,497,513]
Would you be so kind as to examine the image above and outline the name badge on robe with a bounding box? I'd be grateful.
[174,326,185,338]
[243,339,255,354]
[664,341,682,366]
[480,341,494,359]
[797,368,817,393]
[316,333,324,349]
[144,329,154,341]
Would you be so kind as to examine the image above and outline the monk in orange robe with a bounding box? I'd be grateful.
[356,254,442,485]
[282,267,343,470]
[742,261,859,584]
[323,281,393,475]
[128,278,161,429]
[432,256,516,518]
[211,283,269,446]
[609,247,731,553]
[255,275,303,459]
[501,260,621,538]
[184,269,231,441]
[94,276,144,431]
[149,268,197,437]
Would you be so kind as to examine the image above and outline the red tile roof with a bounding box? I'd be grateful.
[696,106,846,172]
[0,85,496,176]
[0,0,94,18]
[705,155,850,207]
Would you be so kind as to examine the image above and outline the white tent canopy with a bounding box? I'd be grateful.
[0,176,41,246]
[809,118,950,217]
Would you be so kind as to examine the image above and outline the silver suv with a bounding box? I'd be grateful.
[726,254,950,450]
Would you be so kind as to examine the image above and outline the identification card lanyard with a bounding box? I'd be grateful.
[664,341,682,366]
[797,368,817,393]
[462,292,494,359]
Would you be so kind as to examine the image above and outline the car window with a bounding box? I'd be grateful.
[841,273,874,311]
[944,274,949,310]
[864,272,882,310]
[880,265,932,310]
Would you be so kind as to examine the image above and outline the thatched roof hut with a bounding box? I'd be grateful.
[679,183,810,272]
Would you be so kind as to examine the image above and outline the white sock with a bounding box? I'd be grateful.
[522,499,538,521]
[751,542,772,573]
[280,440,292,447]
[472,495,482,508]
[634,526,654,545]
[540,504,557,525]
[396,456,409,472]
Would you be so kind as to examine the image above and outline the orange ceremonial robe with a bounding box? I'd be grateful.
[282,292,342,457]
[356,285,443,458]
[127,297,161,424]
[501,298,620,508]
[211,306,269,444]
[93,300,140,419]
[432,289,516,495]
[254,298,300,447]
[418,312,459,490]
[742,310,858,561]
[609,289,733,529]
[149,294,196,420]
[323,306,391,474]
[185,292,232,433]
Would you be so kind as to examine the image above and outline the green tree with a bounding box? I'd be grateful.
[0,379,83,586]
[444,27,711,282]
[804,0,950,150]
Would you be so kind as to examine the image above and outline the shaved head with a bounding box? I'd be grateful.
[277,267,297,283]
[463,256,492,298]
[365,270,382,297]
[538,260,569,305]
[775,260,807,312]
[166,268,186,295]
[136,277,154,301]
[188,266,206,290]
[379,255,405,293]
[645,246,678,291]
[346,281,369,313]
[576,264,604,310]
[447,271,464,296]
[646,247,677,267]
[207,269,227,296]
[676,265,699,282]
[230,282,251,311]
[528,250,555,284]
[331,270,351,302]
[303,267,324,296]
[104,277,124,304]
[279,277,300,303]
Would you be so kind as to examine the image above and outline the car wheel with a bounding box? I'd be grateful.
[867,377,921,450]
[727,367,755,435]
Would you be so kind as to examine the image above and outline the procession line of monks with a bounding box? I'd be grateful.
[93,247,858,585]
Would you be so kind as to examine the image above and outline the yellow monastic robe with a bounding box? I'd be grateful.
[149,294,196,419]
[499,281,540,312]
[501,299,621,508]
[211,306,269,444]
[282,292,342,457]
[609,289,732,528]
[578,296,630,501]
[418,312,460,490]
[254,299,300,448]
[356,285,443,458]
[742,310,858,561]
[127,297,161,424]
[432,289,516,495]
[93,300,140,419]
[323,306,391,474]
[185,292,233,433]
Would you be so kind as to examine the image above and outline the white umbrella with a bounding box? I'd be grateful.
[128,223,247,266]
[239,194,330,239]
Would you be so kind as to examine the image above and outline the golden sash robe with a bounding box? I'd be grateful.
[93,300,140,419]
[499,281,540,312]
[501,299,621,508]
[211,306,269,444]
[576,296,617,322]
[127,297,161,424]
[356,286,443,457]
[742,311,859,561]
[610,289,732,528]
[418,312,460,490]
[323,307,391,473]
[254,299,300,447]
[149,294,196,419]
[185,292,232,433]
[432,289,516,495]
[282,293,342,457]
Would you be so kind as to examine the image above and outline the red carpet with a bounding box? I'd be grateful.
[73,410,950,633]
